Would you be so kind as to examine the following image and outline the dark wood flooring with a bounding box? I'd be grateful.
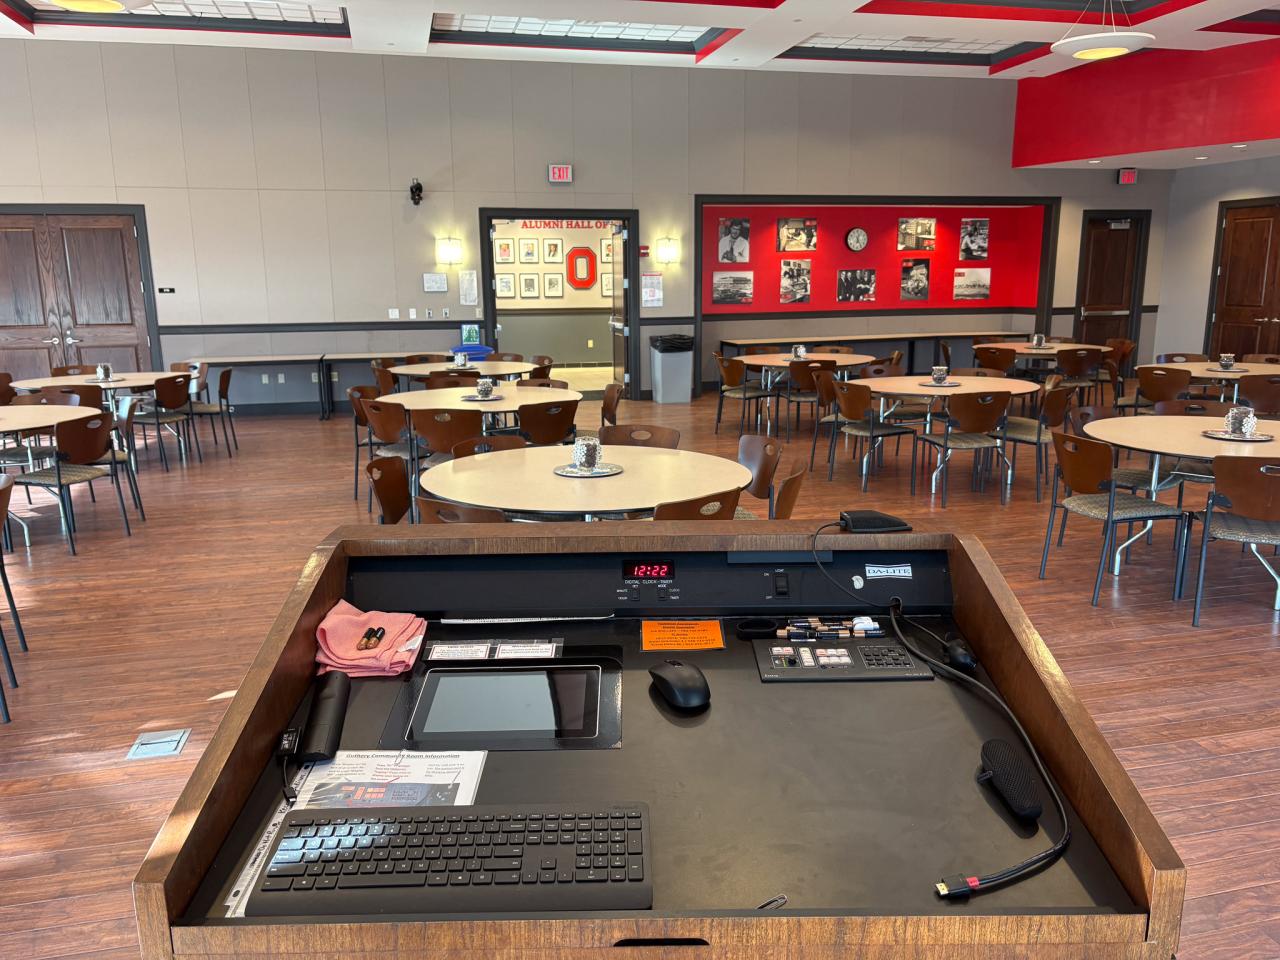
[2,395,1279,959]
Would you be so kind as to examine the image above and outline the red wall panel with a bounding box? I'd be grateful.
[701,202,1045,315]
[1013,39,1280,167]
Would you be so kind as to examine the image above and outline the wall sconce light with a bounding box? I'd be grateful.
[436,236,462,265]
[655,237,680,265]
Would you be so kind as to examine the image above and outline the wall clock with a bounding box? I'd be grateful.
[845,228,868,252]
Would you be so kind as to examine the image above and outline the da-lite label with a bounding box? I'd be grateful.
[865,564,913,580]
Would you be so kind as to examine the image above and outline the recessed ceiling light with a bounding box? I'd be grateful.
[1194,155,1209,160]
[1232,143,1248,149]
[1087,159,1102,164]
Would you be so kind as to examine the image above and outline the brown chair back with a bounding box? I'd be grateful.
[54,413,113,465]
[425,374,480,389]
[112,394,141,438]
[362,399,407,445]
[153,374,192,411]
[494,352,524,362]
[1056,348,1103,378]
[11,390,79,407]
[406,353,451,364]
[1137,366,1192,402]
[1243,354,1280,365]
[348,385,380,426]
[788,359,837,393]
[0,474,11,516]
[366,456,410,524]
[531,355,554,367]
[1237,374,1280,416]
[971,335,1006,346]
[528,365,553,380]
[857,363,904,379]
[812,369,839,410]
[715,353,747,388]
[1067,404,1115,434]
[1211,457,1280,522]
[217,367,234,401]
[1156,352,1207,363]
[599,424,680,448]
[173,361,209,394]
[51,364,94,376]
[1039,386,1074,429]
[518,399,579,444]
[831,379,876,422]
[951,367,1006,378]
[370,357,399,368]
[869,351,904,367]
[1047,336,1076,344]
[410,408,483,455]
[744,346,775,356]
[54,384,103,409]
[372,365,396,395]
[601,382,623,426]
[518,378,570,389]
[1105,338,1135,371]
[451,435,528,458]
[812,345,855,354]
[1051,430,1113,494]
[772,461,806,520]
[738,434,783,500]
[974,346,1016,373]
[0,373,13,407]
[1153,399,1235,417]
[652,488,742,520]
[940,341,952,366]
[947,391,1010,434]
[1042,373,1063,394]
[415,497,508,524]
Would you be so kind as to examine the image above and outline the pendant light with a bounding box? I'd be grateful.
[48,0,126,9]
[1051,0,1154,61]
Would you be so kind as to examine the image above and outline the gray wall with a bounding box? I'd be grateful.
[498,310,614,365]
[1155,155,1280,358]
[0,38,1175,400]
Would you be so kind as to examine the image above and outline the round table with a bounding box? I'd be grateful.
[0,404,98,433]
[419,445,753,519]
[1137,361,1256,401]
[859,375,1041,399]
[1084,414,1280,467]
[377,386,582,412]
[983,341,1113,356]
[389,361,536,379]
[13,371,175,391]
[742,352,876,370]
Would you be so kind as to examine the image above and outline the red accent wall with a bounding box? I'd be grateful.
[1013,38,1280,167]
[700,202,1044,315]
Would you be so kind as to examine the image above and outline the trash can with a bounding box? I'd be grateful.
[650,334,694,404]
[450,343,494,361]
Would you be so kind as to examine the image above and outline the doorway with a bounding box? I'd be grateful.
[479,208,640,397]
[0,206,159,378]
[1072,210,1149,359]
[1205,198,1280,356]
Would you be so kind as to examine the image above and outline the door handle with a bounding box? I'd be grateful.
[64,334,83,344]
[41,336,61,345]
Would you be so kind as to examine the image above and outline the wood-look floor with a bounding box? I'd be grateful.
[2,394,1279,959]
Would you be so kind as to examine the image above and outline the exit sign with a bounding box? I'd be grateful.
[1116,167,1138,185]
[548,163,573,184]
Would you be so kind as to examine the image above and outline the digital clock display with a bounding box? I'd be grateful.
[623,559,675,580]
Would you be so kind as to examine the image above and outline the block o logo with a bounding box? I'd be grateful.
[566,246,598,290]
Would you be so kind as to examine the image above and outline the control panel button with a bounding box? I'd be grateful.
[772,573,789,597]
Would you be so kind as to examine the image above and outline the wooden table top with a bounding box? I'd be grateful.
[986,342,1114,356]
[859,375,1041,398]
[1084,414,1280,460]
[185,354,321,365]
[1137,361,1255,380]
[377,386,582,412]
[12,371,174,390]
[742,352,876,369]
[721,330,1017,347]
[419,445,753,516]
[390,361,536,378]
[0,404,99,433]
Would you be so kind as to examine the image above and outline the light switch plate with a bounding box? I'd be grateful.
[388,307,400,320]
[409,308,417,320]
[277,373,285,383]
[442,308,450,319]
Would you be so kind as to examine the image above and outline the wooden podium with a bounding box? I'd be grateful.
[134,523,1184,959]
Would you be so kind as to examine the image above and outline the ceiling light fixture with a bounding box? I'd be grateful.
[49,0,126,10]
[1232,143,1248,149]
[1051,0,1153,61]
[1087,159,1102,164]
[1194,155,1209,160]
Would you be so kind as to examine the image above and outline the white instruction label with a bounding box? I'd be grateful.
[428,642,491,660]
[865,564,913,580]
[495,642,557,659]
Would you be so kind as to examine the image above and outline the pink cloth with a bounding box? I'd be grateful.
[316,599,425,677]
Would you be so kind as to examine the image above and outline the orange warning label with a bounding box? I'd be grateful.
[641,620,725,651]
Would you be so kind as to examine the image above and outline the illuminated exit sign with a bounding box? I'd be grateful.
[548,164,573,184]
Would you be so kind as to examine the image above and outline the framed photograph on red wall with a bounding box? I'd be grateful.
[777,219,818,252]
[718,219,750,262]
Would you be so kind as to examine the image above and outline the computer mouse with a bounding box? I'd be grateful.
[648,659,710,711]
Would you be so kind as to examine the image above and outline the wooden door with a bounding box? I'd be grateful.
[1209,203,1280,357]
[47,214,149,371]
[1075,214,1143,347]
[0,214,65,379]
[609,226,628,394]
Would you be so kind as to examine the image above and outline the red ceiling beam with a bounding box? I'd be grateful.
[1012,38,1280,166]
[857,0,1208,26]
[0,0,34,32]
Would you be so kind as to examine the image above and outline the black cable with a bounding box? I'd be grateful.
[887,604,1071,899]
[280,754,297,805]
[810,521,889,609]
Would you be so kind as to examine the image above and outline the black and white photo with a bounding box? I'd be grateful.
[518,238,539,263]
[900,259,930,300]
[953,267,991,300]
[495,273,516,299]
[780,259,811,304]
[777,218,818,252]
[717,218,751,262]
[542,238,564,263]
[519,273,539,298]
[897,217,936,251]
[837,269,876,302]
[600,238,613,264]
[542,272,564,298]
[960,218,989,260]
[712,271,753,304]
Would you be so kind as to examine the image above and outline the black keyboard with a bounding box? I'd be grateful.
[245,803,652,917]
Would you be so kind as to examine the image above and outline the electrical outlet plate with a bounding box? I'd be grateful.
[442,308,450,319]
[261,373,270,384]
[277,373,285,383]
[409,308,417,320]
[311,372,318,382]
[388,308,400,320]
[126,728,190,760]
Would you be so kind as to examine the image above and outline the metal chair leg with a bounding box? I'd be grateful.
[0,558,26,652]
[1092,520,1115,606]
